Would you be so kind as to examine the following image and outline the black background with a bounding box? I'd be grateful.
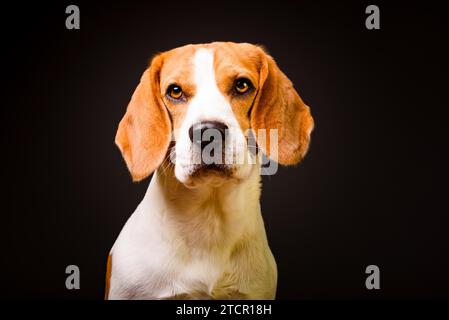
[1,0,448,299]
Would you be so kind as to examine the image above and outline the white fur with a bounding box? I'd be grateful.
[108,48,277,299]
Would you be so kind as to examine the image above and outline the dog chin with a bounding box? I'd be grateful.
[175,162,255,188]
[174,163,234,188]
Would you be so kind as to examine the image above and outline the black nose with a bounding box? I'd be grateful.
[189,121,228,148]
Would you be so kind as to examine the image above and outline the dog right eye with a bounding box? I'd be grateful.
[167,85,183,100]
[234,78,252,94]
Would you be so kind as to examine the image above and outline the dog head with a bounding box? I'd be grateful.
[115,42,314,187]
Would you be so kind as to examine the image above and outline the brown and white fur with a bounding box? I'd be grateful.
[105,42,314,299]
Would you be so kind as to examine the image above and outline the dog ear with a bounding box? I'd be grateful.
[251,49,314,165]
[115,54,171,181]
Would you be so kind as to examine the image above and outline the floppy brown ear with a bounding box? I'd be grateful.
[115,54,171,181]
[251,50,314,165]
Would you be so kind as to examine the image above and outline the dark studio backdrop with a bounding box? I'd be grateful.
[1,0,448,299]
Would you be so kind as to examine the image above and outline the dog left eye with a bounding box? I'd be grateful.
[167,84,183,100]
[234,78,252,94]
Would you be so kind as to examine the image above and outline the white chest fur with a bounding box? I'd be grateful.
[108,166,277,299]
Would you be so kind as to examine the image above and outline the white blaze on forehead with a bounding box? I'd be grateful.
[194,48,217,93]
[188,48,235,121]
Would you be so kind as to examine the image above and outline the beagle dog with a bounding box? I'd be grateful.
[106,42,314,300]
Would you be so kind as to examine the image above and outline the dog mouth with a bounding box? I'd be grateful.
[190,163,233,178]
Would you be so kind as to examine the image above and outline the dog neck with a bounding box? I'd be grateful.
[141,164,262,251]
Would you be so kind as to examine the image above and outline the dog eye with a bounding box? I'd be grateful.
[234,78,252,94]
[167,84,183,100]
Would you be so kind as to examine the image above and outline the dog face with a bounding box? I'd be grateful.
[115,42,314,187]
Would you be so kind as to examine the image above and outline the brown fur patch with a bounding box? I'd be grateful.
[250,47,314,164]
[115,54,172,181]
[104,253,112,300]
